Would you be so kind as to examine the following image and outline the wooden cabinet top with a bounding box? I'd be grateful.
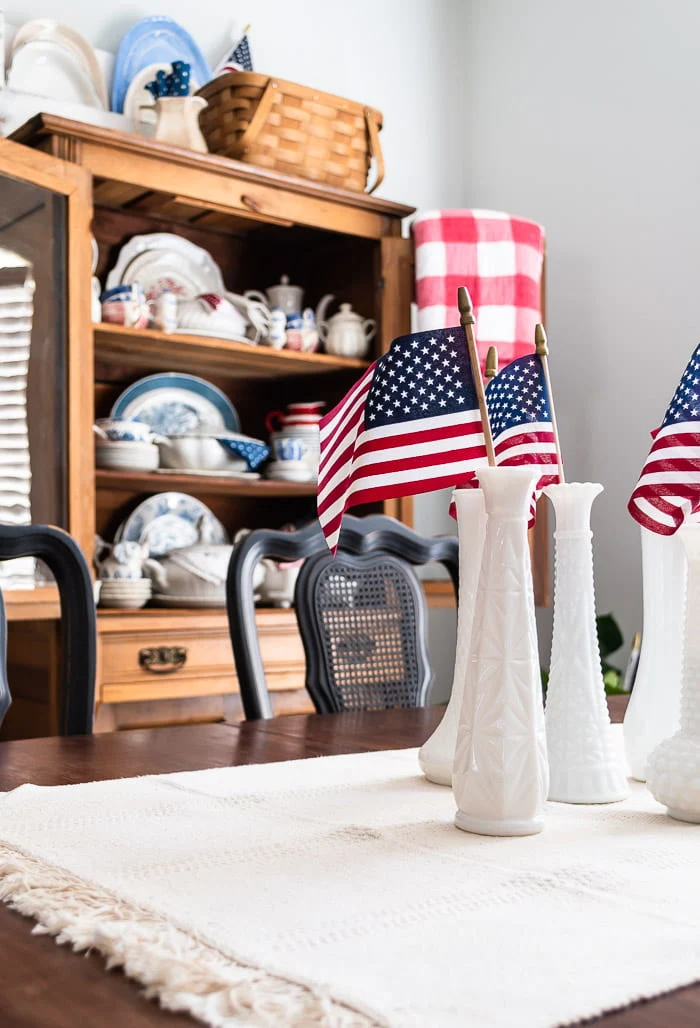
[11,114,415,240]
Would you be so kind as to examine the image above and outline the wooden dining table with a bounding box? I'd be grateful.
[0,695,697,1028]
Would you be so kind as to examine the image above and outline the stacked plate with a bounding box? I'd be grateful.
[105,234,226,305]
[8,20,108,110]
[96,441,159,472]
[99,578,152,609]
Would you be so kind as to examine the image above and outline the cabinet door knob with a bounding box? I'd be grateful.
[138,646,187,674]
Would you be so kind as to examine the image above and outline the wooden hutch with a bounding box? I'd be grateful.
[3,114,416,734]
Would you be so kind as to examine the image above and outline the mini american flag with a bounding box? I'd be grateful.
[317,326,489,552]
[218,33,253,73]
[628,344,700,534]
[450,351,560,525]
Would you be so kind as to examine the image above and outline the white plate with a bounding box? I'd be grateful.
[8,40,105,109]
[151,594,225,609]
[12,18,108,108]
[155,468,261,480]
[116,492,227,557]
[105,234,225,296]
[124,61,200,127]
[267,467,316,483]
[120,250,211,301]
[177,327,256,344]
[112,373,240,434]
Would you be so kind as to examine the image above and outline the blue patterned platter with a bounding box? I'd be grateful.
[111,15,211,113]
[112,373,240,435]
[115,492,228,557]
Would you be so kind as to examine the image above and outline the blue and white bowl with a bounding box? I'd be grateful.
[94,418,155,443]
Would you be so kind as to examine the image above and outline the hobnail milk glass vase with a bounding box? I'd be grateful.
[418,489,487,786]
[543,483,629,803]
[646,524,700,822]
[623,527,686,781]
[453,466,549,836]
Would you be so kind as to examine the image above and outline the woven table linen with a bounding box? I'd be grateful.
[413,209,545,371]
[0,727,699,1028]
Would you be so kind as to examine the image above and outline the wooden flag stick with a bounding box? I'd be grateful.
[485,346,499,380]
[534,324,565,484]
[458,286,495,466]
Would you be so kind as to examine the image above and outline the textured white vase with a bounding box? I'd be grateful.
[418,489,487,786]
[543,483,629,803]
[623,527,686,781]
[646,524,700,822]
[453,466,549,837]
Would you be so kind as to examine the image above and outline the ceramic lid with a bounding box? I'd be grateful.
[327,302,362,324]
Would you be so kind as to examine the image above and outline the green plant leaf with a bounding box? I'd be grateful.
[603,666,626,694]
[597,613,623,659]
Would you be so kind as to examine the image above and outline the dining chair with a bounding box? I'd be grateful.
[0,525,96,734]
[226,514,459,719]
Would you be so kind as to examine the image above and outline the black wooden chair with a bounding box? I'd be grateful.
[0,525,96,734]
[226,514,459,720]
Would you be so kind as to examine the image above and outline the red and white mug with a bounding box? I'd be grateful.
[265,401,325,433]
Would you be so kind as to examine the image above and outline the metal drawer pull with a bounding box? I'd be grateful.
[139,646,188,674]
[241,194,261,213]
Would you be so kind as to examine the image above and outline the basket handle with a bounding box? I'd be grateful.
[236,78,278,155]
[364,108,385,194]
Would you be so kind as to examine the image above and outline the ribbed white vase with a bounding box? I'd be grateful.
[646,525,700,822]
[623,527,686,781]
[453,466,549,837]
[418,489,487,786]
[543,483,629,803]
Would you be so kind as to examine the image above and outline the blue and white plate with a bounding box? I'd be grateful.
[115,492,227,557]
[111,16,211,113]
[111,373,240,435]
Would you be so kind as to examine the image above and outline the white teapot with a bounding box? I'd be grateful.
[319,303,376,358]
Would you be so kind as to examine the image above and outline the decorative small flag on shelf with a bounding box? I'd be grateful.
[628,343,700,534]
[317,326,489,553]
[218,31,253,73]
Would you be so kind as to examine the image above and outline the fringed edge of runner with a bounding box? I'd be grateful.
[0,843,379,1028]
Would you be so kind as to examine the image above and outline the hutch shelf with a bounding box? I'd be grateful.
[5,114,416,735]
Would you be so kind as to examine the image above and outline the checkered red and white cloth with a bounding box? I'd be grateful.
[413,209,545,370]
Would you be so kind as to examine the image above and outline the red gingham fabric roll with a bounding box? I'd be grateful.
[413,209,545,372]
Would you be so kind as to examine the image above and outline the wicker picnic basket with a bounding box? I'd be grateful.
[196,72,384,194]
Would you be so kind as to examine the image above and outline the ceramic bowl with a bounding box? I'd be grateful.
[95,440,159,472]
[177,294,248,339]
[94,418,155,443]
[99,578,152,609]
[157,434,247,472]
[266,460,314,483]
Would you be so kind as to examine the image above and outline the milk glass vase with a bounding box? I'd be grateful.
[646,524,700,822]
[623,527,686,781]
[453,466,549,836]
[418,489,487,785]
[543,483,628,803]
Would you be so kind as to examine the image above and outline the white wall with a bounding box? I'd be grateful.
[456,0,700,662]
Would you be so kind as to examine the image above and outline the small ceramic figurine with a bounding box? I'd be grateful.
[300,308,319,353]
[95,539,157,581]
[266,308,288,350]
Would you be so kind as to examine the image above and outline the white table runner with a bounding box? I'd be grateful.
[0,727,699,1028]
